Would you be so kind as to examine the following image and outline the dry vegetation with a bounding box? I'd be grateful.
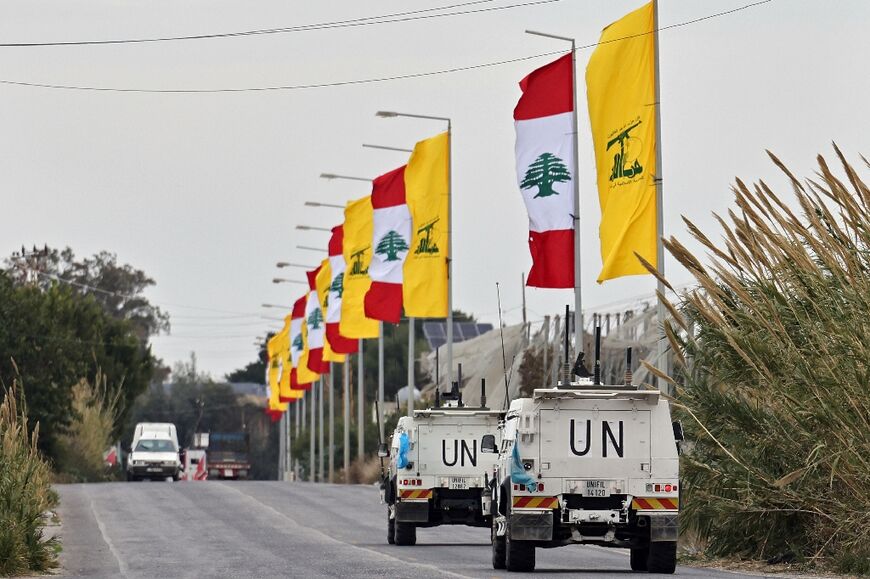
[647,147,870,574]
[0,383,57,576]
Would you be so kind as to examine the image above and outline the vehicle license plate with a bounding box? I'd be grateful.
[582,480,610,497]
[449,477,469,490]
[146,467,162,473]
[224,469,234,478]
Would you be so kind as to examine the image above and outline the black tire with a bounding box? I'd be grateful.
[387,509,396,545]
[505,514,535,572]
[126,473,137,482]
[647,541,677,574]
[630,547,649,571]
[394,520,417,546]
[491,519,506,569]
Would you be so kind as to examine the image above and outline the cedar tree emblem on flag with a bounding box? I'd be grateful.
[329,272,344,298]
[307,308,323,329]
[292,334,303,351]
[521,152,571,198]
[375,230,409,262]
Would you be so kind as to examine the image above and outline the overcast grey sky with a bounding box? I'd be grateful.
[1,0,867,378]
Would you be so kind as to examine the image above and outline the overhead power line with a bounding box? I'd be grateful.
[0,0,773,94]
[0,0,558,47]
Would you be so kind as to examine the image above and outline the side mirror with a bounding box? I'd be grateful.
[481,434,497,453]
[377,443,390,458]
[672,421,684,441]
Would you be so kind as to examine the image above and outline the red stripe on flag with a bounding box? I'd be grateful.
[364,281,403,323]
[328,226,344,256]
[514,53,573,121]
[527,229,574,288]
[291,296,306,318]
[306,267,321,290]
[326,323,359,354]
[307,348,329,374]
[371,166,407,208]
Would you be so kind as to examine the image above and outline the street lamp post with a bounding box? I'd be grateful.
[272,278,307,285]
[376,111,453,394]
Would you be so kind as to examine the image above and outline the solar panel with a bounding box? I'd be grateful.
[422,321,494,350]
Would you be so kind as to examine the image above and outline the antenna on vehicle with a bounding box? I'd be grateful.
[593,326,602,386]
[480,378,486,409]
[434,387,440,408]
[624,347,633,386]
[455,363,464,407]
[496,282,510,405]
[562,304,571,387]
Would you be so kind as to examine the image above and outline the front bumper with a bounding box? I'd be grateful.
[128,465,178,477]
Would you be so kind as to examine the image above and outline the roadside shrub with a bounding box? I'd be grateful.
[55,371,121,482]
[652,148,870,573]
[0,383,57,576]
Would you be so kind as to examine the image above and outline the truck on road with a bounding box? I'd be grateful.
[383,381,504,546]
[206,432,252,480]
[490,356,681,573]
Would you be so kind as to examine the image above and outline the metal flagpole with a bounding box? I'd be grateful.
[446,122,454,389]
[309,388,315,481]
[407,317,415,417]
[652,0,669,392]
[525,30,583,363]
[278,411,285,479]
[328,363,335,483]
[295,396,300,437]
[318,377,325,482]
[343,359,350,480]
[378,321,385,443]
[357,339,364,459]
[286,406,292,481]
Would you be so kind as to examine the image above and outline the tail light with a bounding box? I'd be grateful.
[537,483,545,492]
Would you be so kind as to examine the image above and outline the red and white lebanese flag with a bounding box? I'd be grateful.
[365,166,411,323]
[514,53,576,288]
[326,226,359,354]
[305,268,330,375]
[289,296,313,391]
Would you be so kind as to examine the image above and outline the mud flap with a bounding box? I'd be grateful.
[396,501,429,523]
[510,512,552,541]
[649,514,679,542]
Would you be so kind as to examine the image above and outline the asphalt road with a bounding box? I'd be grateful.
[54,481,778,579]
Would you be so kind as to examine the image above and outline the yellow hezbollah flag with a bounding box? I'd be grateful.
[341,196,380,338]
[266,334,288,411]
[296,296,321,385]
[587,2,657,282]
[403,132,449,317]
[316,259,346,363]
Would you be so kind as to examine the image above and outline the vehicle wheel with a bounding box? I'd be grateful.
[172,473,181,482]
[387,508,396,545]
[630,546,649,571]
[126,473,137,482]
[505,514,535,572]
[394,520,417,546]
[491,519,506,569]
[647,541,677,574]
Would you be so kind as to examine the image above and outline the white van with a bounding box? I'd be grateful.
[127,423,181,482]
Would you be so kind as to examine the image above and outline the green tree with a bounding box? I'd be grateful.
[307,308,324,329]
[0,273,153,459]
[520,152,571,198]
[4,247,170,340]
[329,272,344,298]
[375,230,409,262]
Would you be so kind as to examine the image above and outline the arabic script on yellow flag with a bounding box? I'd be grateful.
[586,2,657,282]
[403,131,449,317]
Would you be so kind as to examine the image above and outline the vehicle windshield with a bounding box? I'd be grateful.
[135,439,177,453]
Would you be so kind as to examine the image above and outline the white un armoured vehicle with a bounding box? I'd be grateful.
[382,380,504,546]
[490,339,683,573]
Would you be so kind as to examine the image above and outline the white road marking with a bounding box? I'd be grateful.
[217,482,474,579]
[87,496,129,578]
